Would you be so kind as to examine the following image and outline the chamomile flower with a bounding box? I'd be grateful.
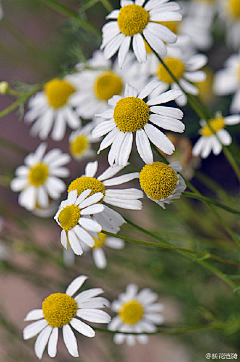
[92,81,184,166]
[23,275,110,359]
[218,0,240,49]
[101,0,182,68]
[145,46,208,106]
[10,143,70,211]
[54,189,104,256]
[25,75,82,141]
[69,122,99,160]
[213,51,240,113]
[192,113,240,158]
[108,283,164,346]
[139,161,186,208]
[67,160,143,233]
[73,50,146,120]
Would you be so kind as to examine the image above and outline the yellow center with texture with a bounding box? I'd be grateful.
[68,176,105,198]
[119,300,144,325]
[58,204,80,231]
[94,72,123,101]
[117,4,150,36]
[44,79,76,109]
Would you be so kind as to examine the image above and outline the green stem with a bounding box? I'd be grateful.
[222,146,240,183]
[100,0,114,12]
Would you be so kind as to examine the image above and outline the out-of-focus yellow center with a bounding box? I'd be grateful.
[200,117,225,137]
[70,135,89,158]
[157,57,185,84]
[44,79,76,109]
[94,72,123,101]
[28,163,49,187]
[118,4,150,36]
[139,162,178,200]
[114,97,149,132]
[92,232,107,249]
[42,293,77,328]
[68,176,105,198]
[58,204,80,231]
[228,0,240,19]
[119,300,144,325]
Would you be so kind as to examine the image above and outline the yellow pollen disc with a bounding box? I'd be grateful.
[28,163,49,187]
[68,176,105,198]
[200,117,225,137]
[44,79,76,109]
[157,57,185,84]
[228,0,240,19]
[119,300,144,325]
[94,72,123,101]
[114,97,149,132]
[70,135,89,158]
[117,4,150,36]
[139,162,178,200]
[58,204,80,231]
[42,293,77,328]
[92,232,107,249]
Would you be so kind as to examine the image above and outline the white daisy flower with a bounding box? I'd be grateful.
[10,143,70,211]
[25,74,82,141]
[213,51,240,113]
[69,122,99,160]
[92,81,185,166]
[139,161,186,208]
[218,0,240,50]
[108,283,164,346]
[192,113,240,158]
[72,50,147,120]
[23,275,111,359]
[54,189,105,256]
[101,0,182,68]
[67,160,143,233]
[145,46,208,106]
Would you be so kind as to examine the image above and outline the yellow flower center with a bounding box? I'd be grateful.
[157,57,185,84]
[228,0,240,19]
[44,79,76,109]
[117,4,150,36]
[28,163,49,187]
[119,300,144,325]
[58,204,80,231]
[92,232,107,249]
[94,72,123,101]
[68,176,105,198]
[42,293,78,328]
[70,135,89,158]
[139,162,178,200]
[114,97,149,132]
[200,117,225,137]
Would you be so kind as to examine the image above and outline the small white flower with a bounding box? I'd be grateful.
[54,189,104,256]
[10,143,70,211]
[69,122,99,160]
[23,275,111,359]
[67,160,143,233]
[25,74,82,141]
[101,0,182,68]
[192,113,240,158]
[139,161,186,208]
[213,51,240,113]
[108,283,164,346]
[218,0,240,50]
[92,81,184,166]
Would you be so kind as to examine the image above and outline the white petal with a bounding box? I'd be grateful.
[103,33,125,60]
[93,206,125,233]
[147,89,182,105]
[48,328,58,358]
[106,9,120,19]
[132,34,147,63]
[23,319,48,340]
[124,83,138,97]
[92,248,107,269]
[68,229,83,255]
[24,309,44,321]
[146,22,176,43]
[66,275,88,297]
[184,71,206,83]
[149,114,185,132]
[103,172,139,186]
[118,36,131,68]
[61,230,68,249]
[115,132,133,166]
[108,131,126,166]
[98,127,119,153]
[218,129,232,146]
[34,325,52,360]
[149,105,183,119]
[144,123,175,154]
[135,128,153,164]
[19,186,36,210]
[180,79,198,95]
[62,324,79,357]
[75,288,104,304]
[143,28,166,56]
[224,114,240,125]
[80,204,104,215]
[78,297,110,309]
[138,79,162,99]
[70,318,95,338]
[92,120,116,138]
[85,160,98,177]
[79,217,102,232]
[79,192,104,209]
[106,237,125,249]
[74,226,95,247]
[149,11,182,22]
[77,309,110,323]
[76,189,92,205]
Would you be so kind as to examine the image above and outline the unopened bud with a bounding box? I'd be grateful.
[0,81,9,94]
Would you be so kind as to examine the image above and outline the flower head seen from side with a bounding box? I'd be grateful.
[139,161,186,208]
[10,143,70,211]
[92,81,185,166]
[23,275,111,359]
[192,113,240,159]
[69,122,99,160]
[54,189,104,256]
[101,0,182,68]
[218,0,240,49]
[108,283,164,346]
[25,74,82,141]
[213,51,240,113]
[67,161,143,233]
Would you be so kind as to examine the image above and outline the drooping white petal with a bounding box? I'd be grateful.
[115,132,133,166]
[68,229,83,255]
[136,128,153,164]
[144,123,175,154]
[70,318,95,338]
[48,328,59,358]
[143,28,167,56]
[62,324,79,357]
[74,226,95,247]
[118,36,131,68]
[132,33,147,63]
[34,325,52,360]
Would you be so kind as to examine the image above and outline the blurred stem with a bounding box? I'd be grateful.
[100,0,114,12]
[222,146,240,183]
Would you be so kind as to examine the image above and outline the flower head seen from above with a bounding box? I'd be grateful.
[10,143,70,211]
[69,122,99,160]
[139,161,186,208]
[25,74,82,141]
[101,0,182,68]
[23,275,111,359]
[92,81,185,166]
[192,113,240,158]
[108,283,164,346]
[67,161,143,233]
